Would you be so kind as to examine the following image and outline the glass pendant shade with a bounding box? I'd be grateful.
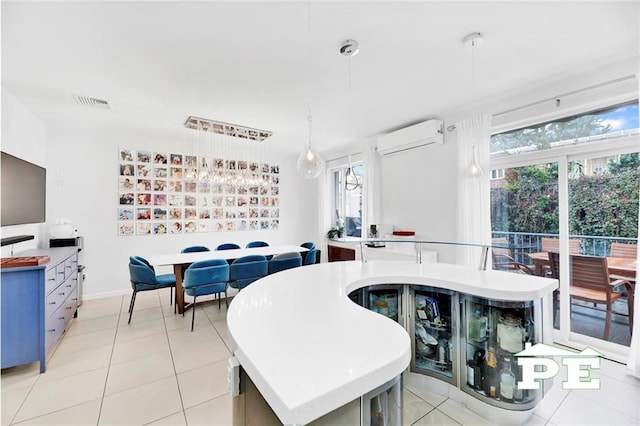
[345,167,359,191]
[296,146,324,179]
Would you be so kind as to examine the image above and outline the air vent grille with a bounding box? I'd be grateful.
[73,94,111,109]
[185,116,272,142]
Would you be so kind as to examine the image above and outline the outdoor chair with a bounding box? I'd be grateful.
[548,252,634,341]
[491,237,534,274]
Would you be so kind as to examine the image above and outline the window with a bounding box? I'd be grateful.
[333,164,363,237]
[489,99,639,349]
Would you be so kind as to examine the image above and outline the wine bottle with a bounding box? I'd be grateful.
[500,357,516,403]
[484,346,499,398]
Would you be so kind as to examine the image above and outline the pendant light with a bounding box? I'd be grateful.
[463,32,484,179]
[296,1,324,179]
[341,39,360,191]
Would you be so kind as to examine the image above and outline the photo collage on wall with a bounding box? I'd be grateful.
[117,149,280,235]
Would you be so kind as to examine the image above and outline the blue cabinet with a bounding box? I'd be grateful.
[1,247,78,373]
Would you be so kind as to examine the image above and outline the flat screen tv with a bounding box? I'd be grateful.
[1,151,46,226]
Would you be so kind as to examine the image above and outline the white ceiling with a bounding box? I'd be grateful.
[2,1,638,155]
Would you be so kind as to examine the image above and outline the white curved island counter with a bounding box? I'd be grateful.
[227,260,557,425]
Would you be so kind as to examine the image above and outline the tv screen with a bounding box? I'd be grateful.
[1,151,46,226]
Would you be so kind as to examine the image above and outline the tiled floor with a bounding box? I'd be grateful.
[2,290,639,425]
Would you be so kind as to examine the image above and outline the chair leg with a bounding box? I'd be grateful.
[128,291,137,324]
[224,290,228,308]
[174,287,177,314]
[182,290,185,317]
[218,292,221,309]
[604,303,612,341]
[191,295,197,332]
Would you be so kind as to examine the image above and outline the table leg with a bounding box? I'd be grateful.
[174,264,185,314]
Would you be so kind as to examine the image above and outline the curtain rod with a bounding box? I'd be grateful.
[446,74,637,132]
[493,74,637,118]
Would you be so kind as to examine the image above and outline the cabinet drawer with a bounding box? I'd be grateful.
[63,287,78,324]
[55,263,66,287]
[45,267,58,295]
[45,305,66,352]
[64,254,77,279]
[45,285,70,319]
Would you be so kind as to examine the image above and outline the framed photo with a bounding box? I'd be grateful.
[119,208,134,220]
[118,222,134,236]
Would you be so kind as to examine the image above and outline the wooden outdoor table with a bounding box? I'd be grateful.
[527,252,636,279]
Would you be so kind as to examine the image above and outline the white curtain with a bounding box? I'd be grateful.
[455,115,492,267]
[363,147,383,236]
[626,195,640,377]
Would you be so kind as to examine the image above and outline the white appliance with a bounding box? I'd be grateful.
[377,119,444,156]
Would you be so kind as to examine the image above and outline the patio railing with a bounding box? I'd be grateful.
[491,231,638,258]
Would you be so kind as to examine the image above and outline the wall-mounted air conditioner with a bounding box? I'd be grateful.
[377,119,444,156]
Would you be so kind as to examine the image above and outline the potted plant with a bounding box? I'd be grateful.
[327,226,345,239]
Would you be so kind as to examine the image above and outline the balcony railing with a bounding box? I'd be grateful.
[491,231,638,258]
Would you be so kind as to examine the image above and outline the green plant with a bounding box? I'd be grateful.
[327,226,345,239]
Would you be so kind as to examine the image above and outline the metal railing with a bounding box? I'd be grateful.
[491,231,638,258]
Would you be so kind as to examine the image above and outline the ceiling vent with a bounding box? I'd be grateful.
[184,116,272,142]
[73,94,111,109]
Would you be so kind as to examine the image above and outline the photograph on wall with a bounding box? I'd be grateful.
[118,148,280,236]
[119,222,134,236]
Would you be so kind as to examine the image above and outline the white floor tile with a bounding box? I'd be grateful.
[52,328,116,356]
[114,318,166,344]
[110,333,170,366]
[1,363,40,394]
[577,371,640,419]
[184,393,232,426]
[119,306,164,326]
[437,399,492,426]
[12,368,107,423]
[1,386,32,426]
[549,391,638,425]
[166,322,219,348]
[533,383,570,421]
[104,351,175,396]
[412,408,461,425]
[403,389,435,426]
[171,337,231,375]
[11,399,101,425]
[64,313,120,337]
[98,376,182,425]
[37,345,112,384]
[146,411,187,425]
[176,359,229,409]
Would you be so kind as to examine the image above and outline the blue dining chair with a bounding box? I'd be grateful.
[180,245,211,276]
[216,243,241,250]
[182,245,210,253]
[183,259,229,331]
[246,241,269,248]
[301,241,316,250]
[182,259,229,331]
[300,242,316,264]
[229,255,268,290]
[268,252,302,274]
[128,256,176,324]
[303,248,317,266]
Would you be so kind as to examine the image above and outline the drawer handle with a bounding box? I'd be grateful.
[58,292,66,296]
[48,329,56,333]
[59,316,65,320]
[47,278,56,282]
[57,272,65,275]
[72,298,78,301]
[66,284,72,288]
[66,306,74,310]
[49,301,56,305]
[66,265,72,269]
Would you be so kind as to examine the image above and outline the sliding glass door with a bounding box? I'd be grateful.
[490,100,639,355]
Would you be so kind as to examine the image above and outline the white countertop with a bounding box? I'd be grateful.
[227,260,557,425]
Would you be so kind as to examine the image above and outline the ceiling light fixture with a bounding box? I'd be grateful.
[463,32,484,179]
[296,1,324,179]
[341,39,360,191]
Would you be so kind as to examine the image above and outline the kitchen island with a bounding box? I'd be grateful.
[227,260,557,425]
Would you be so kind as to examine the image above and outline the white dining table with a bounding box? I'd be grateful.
[148,245,308,314]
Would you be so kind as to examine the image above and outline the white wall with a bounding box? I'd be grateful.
[1,90,48,254]
[379,133,459,263]
[2,95,319,298]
